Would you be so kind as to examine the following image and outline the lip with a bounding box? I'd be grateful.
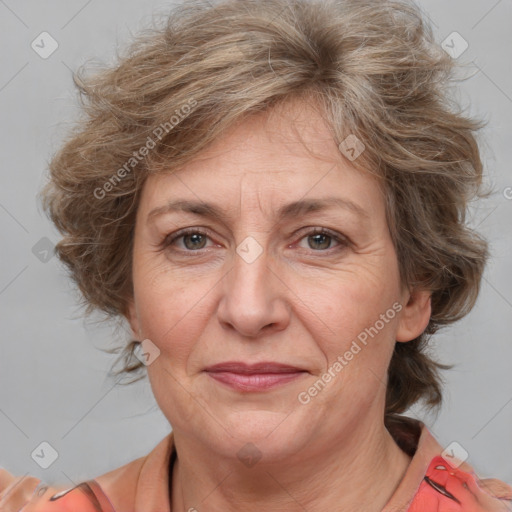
[204,361,308,392]
[204,361,306,373]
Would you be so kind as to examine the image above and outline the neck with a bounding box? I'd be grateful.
[171,419,413,512]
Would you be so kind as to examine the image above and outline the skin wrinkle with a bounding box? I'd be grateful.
[29,1,494,506]
[41,0,489,428]
[126,101,432,512]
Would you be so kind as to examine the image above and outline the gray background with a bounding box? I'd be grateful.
[0,0,511,489]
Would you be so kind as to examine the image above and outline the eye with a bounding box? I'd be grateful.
[164,228,215,252]
[295,227,348,252]
[161,227,349,255]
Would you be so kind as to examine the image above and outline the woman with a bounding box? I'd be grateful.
[1,0,511,510]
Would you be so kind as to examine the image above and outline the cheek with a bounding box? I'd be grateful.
[316,271,401,350]
[308,279,401,413]
[132,261,212,364]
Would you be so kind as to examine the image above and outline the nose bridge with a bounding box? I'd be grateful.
[217,234,289,337]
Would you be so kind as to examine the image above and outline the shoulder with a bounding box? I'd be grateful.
[408,454,512,511]
[384,416,512,512]
[0,468,43,509]
[0,434,171,512]
[0,467,117,511]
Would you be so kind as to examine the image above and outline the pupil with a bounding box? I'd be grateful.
[310,234,330,250]
[185,233,206,250]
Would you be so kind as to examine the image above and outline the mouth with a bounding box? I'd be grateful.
[203,361,308,392]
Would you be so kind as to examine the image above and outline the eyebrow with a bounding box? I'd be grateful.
[147,196,370,223]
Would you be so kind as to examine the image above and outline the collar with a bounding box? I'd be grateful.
[93,416,511,512]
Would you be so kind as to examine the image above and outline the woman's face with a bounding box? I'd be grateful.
[127,101,431,463]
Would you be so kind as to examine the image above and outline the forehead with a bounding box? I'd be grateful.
[139,100,383,221]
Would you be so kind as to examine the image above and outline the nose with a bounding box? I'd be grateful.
[216,238,291,339]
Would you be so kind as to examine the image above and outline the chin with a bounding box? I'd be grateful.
[203,408,312,462]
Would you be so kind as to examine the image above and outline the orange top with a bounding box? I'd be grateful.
[1,416,511,511]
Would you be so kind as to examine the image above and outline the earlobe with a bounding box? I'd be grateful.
[395,288,432,343]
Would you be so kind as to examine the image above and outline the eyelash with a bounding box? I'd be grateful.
[161,227,349,256]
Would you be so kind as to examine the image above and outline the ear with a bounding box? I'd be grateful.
[125,299,141,339]
[396,287,432,342]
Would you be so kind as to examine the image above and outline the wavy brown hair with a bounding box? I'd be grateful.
[41,0,490,424]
